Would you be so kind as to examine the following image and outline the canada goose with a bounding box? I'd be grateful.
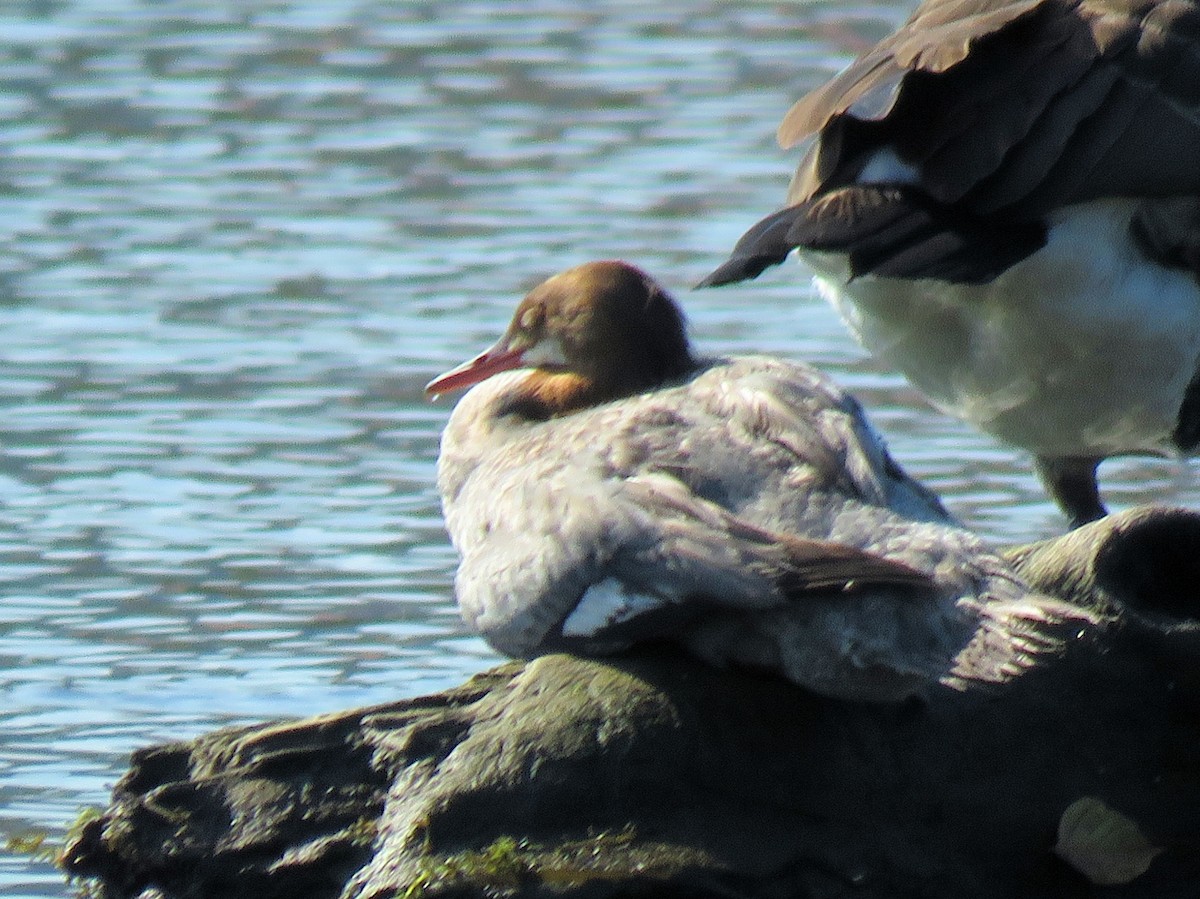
[702,0,1200,527]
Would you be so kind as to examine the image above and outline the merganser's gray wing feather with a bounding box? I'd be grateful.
[613,471,935,596]
[449,464,936,660]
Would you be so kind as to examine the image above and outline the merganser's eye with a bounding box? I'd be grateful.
[519,307,539,331]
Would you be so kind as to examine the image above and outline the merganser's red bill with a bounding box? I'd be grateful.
[425,341,526,396]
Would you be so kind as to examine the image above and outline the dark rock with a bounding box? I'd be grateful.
[62,506,1200,898]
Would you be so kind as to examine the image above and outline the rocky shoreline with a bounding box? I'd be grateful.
[62,507,1200,898]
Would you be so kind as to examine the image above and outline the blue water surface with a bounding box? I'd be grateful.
[1,2,1193,895]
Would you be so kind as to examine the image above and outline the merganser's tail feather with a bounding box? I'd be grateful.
[942,594,1097,690]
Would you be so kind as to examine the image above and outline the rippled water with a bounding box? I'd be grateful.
[2,2,1196,895]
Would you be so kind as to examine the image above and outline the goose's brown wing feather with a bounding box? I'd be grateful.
[783,0,1200,219]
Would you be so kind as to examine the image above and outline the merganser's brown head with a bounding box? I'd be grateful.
[426,260,696,418]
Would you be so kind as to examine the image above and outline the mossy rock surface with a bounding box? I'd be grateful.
[63,507,1200,898]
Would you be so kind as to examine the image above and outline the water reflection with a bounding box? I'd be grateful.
[1,2,1195,895]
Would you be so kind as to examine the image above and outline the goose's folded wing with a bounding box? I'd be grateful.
[783,0,1200,215]
[704,0,1200,288]
[778,0,1047,150]
[698,184,1047,286]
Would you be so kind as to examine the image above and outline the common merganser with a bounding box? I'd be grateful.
[701,0,1200,528]
[428,261,1089,701]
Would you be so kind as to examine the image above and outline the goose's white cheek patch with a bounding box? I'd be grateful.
[561,578,665,637]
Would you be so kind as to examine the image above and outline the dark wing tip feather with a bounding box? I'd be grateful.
[774,534,938,596]
[788,185,1046,284]
[700,185,1046,290]
[697,205,807,288]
